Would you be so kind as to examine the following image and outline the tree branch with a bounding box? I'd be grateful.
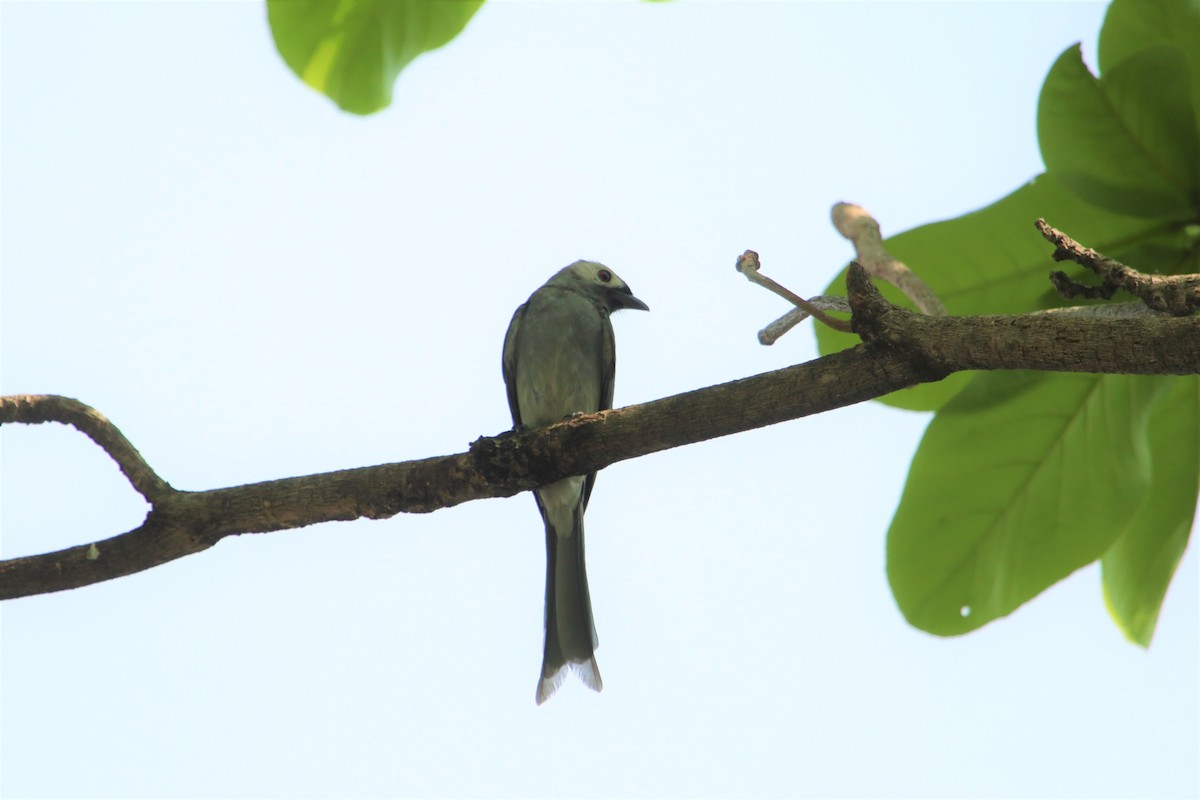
[1,394,173,503]
[735,249,853,333]
[748,203,949,345]
[833,202,947,316]
[3,264,1198,601]
[1037,218,1200,316]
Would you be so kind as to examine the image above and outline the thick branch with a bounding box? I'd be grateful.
[3,265,1197,600]
[844,264,1199,373]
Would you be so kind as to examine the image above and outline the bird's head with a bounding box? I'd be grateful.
[558,260,650,313]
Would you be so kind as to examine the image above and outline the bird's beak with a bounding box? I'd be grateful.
[613,284,650,312]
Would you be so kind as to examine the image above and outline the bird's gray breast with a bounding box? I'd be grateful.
[513,288,608,429]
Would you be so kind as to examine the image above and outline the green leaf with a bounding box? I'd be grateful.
[1098,0,1200,137]
[1102,377,1199,646]
[1038,43,1200,220]
[1100,0,1200,72]
[887,372,1172,637]
[267,0,484,115]
[815,175,1165,412]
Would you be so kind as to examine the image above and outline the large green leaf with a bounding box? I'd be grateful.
[267,0,484,114]
[814,175,1165,412]
[887,372,1173,636]
[1038,43,1200,220]
[1102,377,1199,646]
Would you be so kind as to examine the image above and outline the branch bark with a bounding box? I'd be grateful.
[2,264,1197,601]
[1037,217,1200,315]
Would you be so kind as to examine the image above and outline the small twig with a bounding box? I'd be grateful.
[757,296,852,345]
[0,395,172,503]
[1036,218,1200,316]
[1049,270,1119,301]
[832,203,947,316]
[738,204,948,345]
[735,250,853,334]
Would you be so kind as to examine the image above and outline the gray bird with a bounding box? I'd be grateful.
[502,260,649,704]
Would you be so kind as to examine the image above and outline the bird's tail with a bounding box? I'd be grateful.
[535,478,602,705]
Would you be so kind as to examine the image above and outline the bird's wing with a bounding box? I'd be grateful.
[583,311,617,510]
[599,310,616,413]
[501,301,527,428]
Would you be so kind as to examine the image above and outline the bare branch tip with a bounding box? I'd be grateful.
[735,250,761,275]
[832,202,878,240]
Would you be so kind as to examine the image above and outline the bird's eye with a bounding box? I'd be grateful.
[597,269,612,283]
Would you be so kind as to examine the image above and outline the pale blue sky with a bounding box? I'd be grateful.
[2,2,1196,798]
